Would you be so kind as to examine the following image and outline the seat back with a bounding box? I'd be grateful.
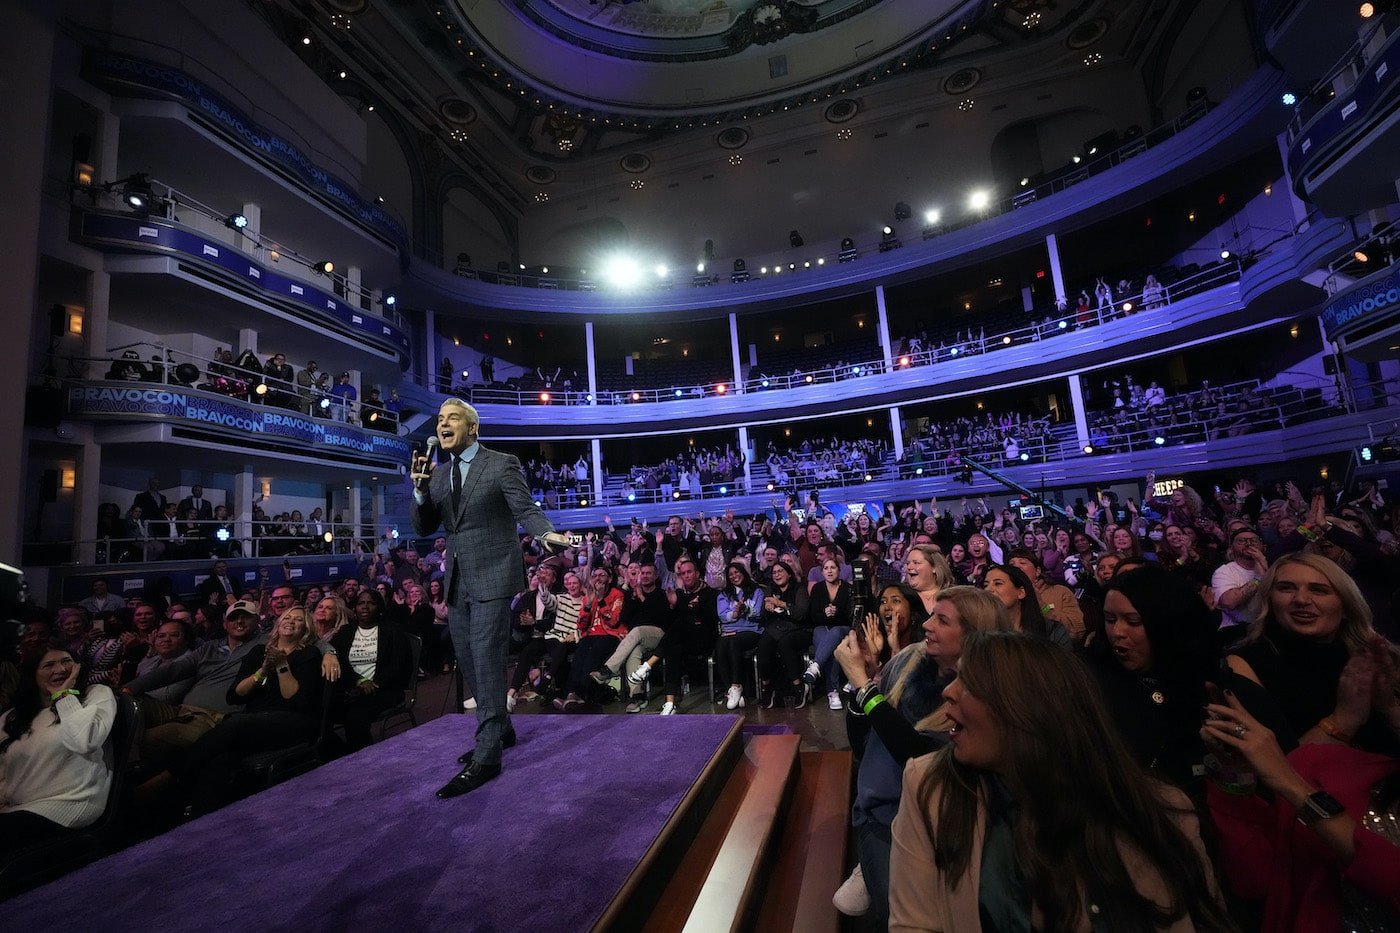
[402,634,423,715]
[92,693,142,833]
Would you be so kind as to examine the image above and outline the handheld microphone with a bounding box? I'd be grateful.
[424,436,439,460]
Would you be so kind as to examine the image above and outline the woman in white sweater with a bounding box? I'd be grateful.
[0,646,116,857]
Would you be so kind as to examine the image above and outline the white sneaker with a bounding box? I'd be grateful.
[832,864,869,916]
[802,661,821,686]
[627,660,652,685]
[506,694,516,713]
[660,701,677,715]
[725,685,743,710]
[464,697,477,710]
[827,690,843,711]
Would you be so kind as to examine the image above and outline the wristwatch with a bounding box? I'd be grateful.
[1296,790,1345,826]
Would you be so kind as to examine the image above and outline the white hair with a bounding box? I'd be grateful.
[439,398,479,426]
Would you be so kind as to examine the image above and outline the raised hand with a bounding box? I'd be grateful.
[410,447,435,492]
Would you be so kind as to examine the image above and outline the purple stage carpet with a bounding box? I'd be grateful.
[3,714,741,932]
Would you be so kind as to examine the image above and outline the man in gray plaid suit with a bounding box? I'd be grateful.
[411,399,568,797]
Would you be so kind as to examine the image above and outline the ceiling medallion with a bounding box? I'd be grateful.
[824,98,860,124]
[1066,17,1109,50]
[619,153,652,173]
[716,126,751,150]
[321,0,367,13]
[943,67,981,95]
[526,165,558,185]
[439,98,479,126]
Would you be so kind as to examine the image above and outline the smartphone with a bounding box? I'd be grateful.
[1019,504,1044,521]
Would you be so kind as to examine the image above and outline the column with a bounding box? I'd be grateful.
[424,308,436,389]
[372,484,386,537]
[875,285,893,369]
[737,426,753,491]
[584,321,598,404]
[1067,375,1091,451]
[239,328,259,357]
[346,264,363,310]
[728,312,743,390]
[1045,233,1067,307]
[889,406,905,460]
[0,0,59,563]
[349,480,363,550]
[590,438,603,502]
[233,470,255,555]
[240,202,261,253]
[75,437,101,565]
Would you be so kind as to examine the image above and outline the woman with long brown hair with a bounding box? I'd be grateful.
[891,631,1232,932]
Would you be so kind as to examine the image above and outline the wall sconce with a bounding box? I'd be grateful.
[68,311,83,335]
[73,162,94,186]
[61,469,76,490]
[261,479,272,498]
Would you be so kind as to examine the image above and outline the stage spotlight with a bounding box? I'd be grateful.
[968,190,991,211]
[853,366,863,375]
[539,392,551,402]
[924,209,941,225]
[655,264,669,279]
[225,213,249,231]
[915,467,924,475]
[604,254,643,289]
[882,225,893,236]
[368,411,378,423]
[318,397,330,411]
[696,262,705,273]
[719,486,728,494]
[1058,321,1068,329]
[949,347,959,356]
[805,374,814,383]
[760,378,770,388]
[789,230,804,248]
[674,389,684,398]
[1082,444,1094,454]
[534,500,543,507]
[731,258,750,284]
[385,294,396,306]
[1282,92,1297,106]
[627,492,636,503]
[879,226,902,253]
[461,369,470,379]
[715,383,727,394]
[673,490,682,499]
[1220,248,1231,260]
[215,528,231,542]
[766,482,775,491]
[313,260,335,275]
[817,257,825,265]
[894,202,912,221]
[631,392,641,401]
[254,382,268,396]
[1354,250,1370,263]
[1154,436,1166,446]
[898,356,911,367]
[1019,452,1030,461]
[1122,302,1134,312]
[760,266,769,274]
[838,237,858,263]
[580,498,589,507]
[1072,155,1083,164]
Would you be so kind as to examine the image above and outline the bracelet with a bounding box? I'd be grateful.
[1317,716,1354,745]
[1297,523,1319,542]
[49,688,80,701]
[252,670,266,684]
[862,693,886,716]
[853,681,880,712]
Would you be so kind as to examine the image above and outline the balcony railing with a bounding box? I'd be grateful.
[421,260,1241,406]
[24,522,366,568]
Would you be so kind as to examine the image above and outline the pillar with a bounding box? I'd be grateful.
[1045,233,1067,306]
[349,480,363,549]
[240,202,261,253]
[737,426,752,490]
[75,437,101,565]
[424,308,436,388]
[346,264,362,310]
[585,321,598,404]
[372,484,385,538]
[728,312,743,390]
[1067,375,1091,450]
[239,328,259,357]
[590,438,603,503]
[233,470,255,555]
[0,0,59,563]
[875,285,893,370]
[889,406,905,460]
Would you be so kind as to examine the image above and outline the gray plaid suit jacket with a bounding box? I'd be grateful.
[410,446,554,602]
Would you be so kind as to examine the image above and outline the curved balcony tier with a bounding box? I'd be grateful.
[74,208,412,369]
[62,380,412,471]
[404,67,1289,321]
[414,215,1352,438]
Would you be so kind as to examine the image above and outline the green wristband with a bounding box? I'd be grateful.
[49,688,80,702]
[862,693,885,716]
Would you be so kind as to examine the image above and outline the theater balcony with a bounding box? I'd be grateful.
[402,66,1289,319]
[1287,19,1400,217]
[406,213,1355,437]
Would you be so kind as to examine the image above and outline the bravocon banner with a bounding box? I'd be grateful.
[77,211,411,367]
[82,49,407,246]
[1320,263,1400,339]
[68,384,412,463]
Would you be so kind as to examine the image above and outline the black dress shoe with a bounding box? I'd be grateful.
[457,728,516,764]
[436,760,502,799]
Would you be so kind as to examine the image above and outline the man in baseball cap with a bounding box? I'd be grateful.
[124,596,339,770]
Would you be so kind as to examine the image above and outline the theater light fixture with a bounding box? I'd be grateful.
[967,190,991,211]
[766,482,775,491]
[715,383,727,394]
[1002,336,1012,345]
[580,498,589,507]
[719,486,728,495]
[539,392,550,402]
[254,382,268,396]
[1154,436,1166,446]
[603,254,642,289]
[318,397,331,411]
[924,209,941,225]
[368,411,378,423]
[313,260,335,275]
[915,467,924,475]
[1082,444,1094,454]
[673,491,682,499]
[1281,92,1297,106]
[122,173,155,213]
[654,264,669,279]
[863,473,872,482]
[1219,248,1231,260]
[696,262,705,273]
[1354,250,1370,263]
[882,225,893,236]
[384,294,396,306]
[1122,302,1134,312]
[627,492,636,503]
[225,213,249,231]
[1019,452,1030,462]
[323,531,334,543]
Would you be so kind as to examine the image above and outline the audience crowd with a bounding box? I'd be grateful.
[6,460,1400,927]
